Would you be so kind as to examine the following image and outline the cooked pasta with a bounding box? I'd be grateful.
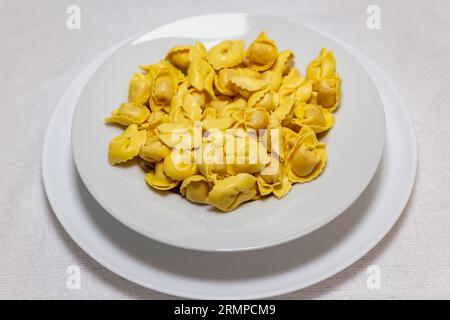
[105,31,341,212]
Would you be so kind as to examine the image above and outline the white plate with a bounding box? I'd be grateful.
[43,14,416,299]
[71,14,386,252]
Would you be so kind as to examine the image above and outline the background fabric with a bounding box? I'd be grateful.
[1,0,449,299]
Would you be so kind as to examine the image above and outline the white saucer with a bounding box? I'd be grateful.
[42,22,417,299]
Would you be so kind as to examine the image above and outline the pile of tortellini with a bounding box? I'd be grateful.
[106,31,341,212]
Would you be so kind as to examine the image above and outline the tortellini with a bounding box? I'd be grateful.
[163,149,198,180]
[105,102,150,126]
[206,173,258,212]
[128,73,151,105]
[207,40,245,70]
[291,102,334,133]
[108,124,147,165]
[141,109,169,129]
[245,31,278,71]
[257,158,291,199]
[139,134,171,162]
[188,47,215,98]
[306,48,336,89]
[316,74,341,111]
[233,108,270,130]
[166,45,191,71]
[284,126,327,183]
[145,161,179,191]
[180,175,211,204]
[229,75,268,98]
[224,130,271,176]
[150,69,180,112]
[306,48,341,111]
[105,32,342,212]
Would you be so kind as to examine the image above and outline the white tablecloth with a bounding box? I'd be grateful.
[1,0,449,299]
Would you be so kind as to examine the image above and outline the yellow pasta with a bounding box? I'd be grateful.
[139,134,171,162]
[149,69,180,112]
[316,74,341,111]
[284,126,327,183]
[257,158,292,199]
[245,31,278,71]
[291,102,335,133]
[166,45,192,72]
[163,149,198,180]
[105,31,342,212]
[180,175,211,204]
[188,49,215,98]
[128,73,151,105]
[207,40,245,70]
[105,102,150,126]
[108,124,147,165]
[206,173,258,212]
[145,161,179,191]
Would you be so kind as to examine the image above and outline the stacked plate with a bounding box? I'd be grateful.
[43,13,417,299]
